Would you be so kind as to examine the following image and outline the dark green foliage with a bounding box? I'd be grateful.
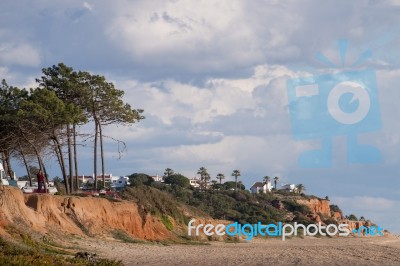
[122,176,321,226]
[121,186,186,223]
[223,181,245,190]
[330,204,342,213]
[128,173,154,186]
[164,174,190,188]
[186,190,286,224]
[275,190,295,196]
[293,211,312,225]
[347,214,358,221]
[152,182,193,204]
[282,200,310,214]
[111,229,144,244]
[161,215,174,231]
[0,234,122,266]
[255,192,274,201]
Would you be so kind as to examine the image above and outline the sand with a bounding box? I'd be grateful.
[74,235,400,266]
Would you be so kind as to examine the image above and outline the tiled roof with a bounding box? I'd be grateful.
[251,182,264,188]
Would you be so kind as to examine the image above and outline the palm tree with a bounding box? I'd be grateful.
[197,167,210,190]
[263,176,271,192]
[273,176,279,190]
[216,173,225,184]
[231,170,241,191]
[296,184,305,194]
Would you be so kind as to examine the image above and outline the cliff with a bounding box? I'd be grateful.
[296,198,344,223]
[0,186,172,240]
[296,198,331,216]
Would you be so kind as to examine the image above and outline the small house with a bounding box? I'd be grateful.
[250,181,272,194]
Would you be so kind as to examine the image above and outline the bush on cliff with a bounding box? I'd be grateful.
[121,174,325,227]
[330,204,342,213]
[164,174,190,188]
[121,186,187,223]
[128,173,154,187]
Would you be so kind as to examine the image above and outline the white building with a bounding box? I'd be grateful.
[110,176,130,190]
[250,181,272,194]
[78,174,130,190]
[189,177,201,188]
[151,175,163,182]
[281,183,296,192]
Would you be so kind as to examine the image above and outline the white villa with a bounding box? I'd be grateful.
[78,174,130,190]
[189,177,201,188]
[250,180,272,194]
[281,183,296,192]
[151,175,163,182]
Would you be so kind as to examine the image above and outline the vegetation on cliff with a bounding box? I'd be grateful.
[123,174,341,227]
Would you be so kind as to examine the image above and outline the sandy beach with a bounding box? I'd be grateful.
[74,235,400,266]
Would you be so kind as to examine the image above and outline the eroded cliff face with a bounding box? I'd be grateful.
[0,186,172,240]
[295,198,346,224]
[343,220,374,233]
[296,198,331,217]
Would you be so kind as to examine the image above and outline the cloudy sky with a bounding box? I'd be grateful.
[1,0,400,233]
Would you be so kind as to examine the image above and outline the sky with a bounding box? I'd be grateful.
[1,0,400,233]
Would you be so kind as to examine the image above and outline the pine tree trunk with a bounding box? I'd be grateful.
[38,154,49,192]
[18,143,32,185]
[4,150,13,178]
[73,124,79,191]
[99,122,106,188]
[53,136,69,194]
[94,120,98,190]
[67,124,74,193]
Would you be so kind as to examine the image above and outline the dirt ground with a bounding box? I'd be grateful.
[74,235,400,266]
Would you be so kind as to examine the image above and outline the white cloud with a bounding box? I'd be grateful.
[0,66,12,79]
[332,195,400,233]
[104,0,303,71]
[0,43,41,67]
[83,2,93,11]
[120,64,299,125]
[130,134,303,180]
[333,196,398,212]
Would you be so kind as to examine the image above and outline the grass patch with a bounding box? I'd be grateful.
[1,226,122,265]
[0,235,122,265]
[161,215,174,231]
[111,229,144,244]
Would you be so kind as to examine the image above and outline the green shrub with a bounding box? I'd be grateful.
[283,200,310,214]
[164,174,190,188]
[330,204,342,213]
[161,215,174,231]
[128,173,154,187]
[121,186,187,224]
[111,229,143,243]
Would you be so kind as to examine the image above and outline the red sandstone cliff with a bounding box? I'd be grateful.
[296,198,331,216]
[296,198,344,223]
[0,186,172,240]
